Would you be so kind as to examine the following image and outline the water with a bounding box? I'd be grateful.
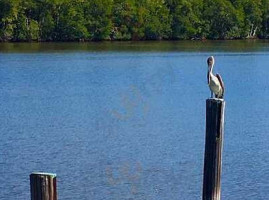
[0,41,269,200]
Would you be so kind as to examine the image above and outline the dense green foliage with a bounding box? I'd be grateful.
[0,0,269,41]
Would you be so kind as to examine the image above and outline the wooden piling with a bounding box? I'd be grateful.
[202,98,225,200]
[30,172,57,200]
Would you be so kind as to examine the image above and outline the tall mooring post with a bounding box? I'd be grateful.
[202,98,225,200]
[30,172,57,200]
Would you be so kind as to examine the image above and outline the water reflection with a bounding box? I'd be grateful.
[1,40,269,53]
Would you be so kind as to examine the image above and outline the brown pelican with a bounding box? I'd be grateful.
[207,56,225,99]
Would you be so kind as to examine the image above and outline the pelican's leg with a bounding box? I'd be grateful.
[211,91,213,98]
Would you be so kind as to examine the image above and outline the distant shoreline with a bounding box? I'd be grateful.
[0,38,266,43]
[1,39,268,54]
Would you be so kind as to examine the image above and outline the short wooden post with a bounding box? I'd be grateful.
[202,98,225,200]
[30,172,57,200]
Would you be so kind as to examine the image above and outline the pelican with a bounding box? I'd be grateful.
[207,56,225,99]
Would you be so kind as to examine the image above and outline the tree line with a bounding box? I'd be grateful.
[0,0,268,42]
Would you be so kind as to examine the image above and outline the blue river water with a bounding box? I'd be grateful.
[0,41,269,199]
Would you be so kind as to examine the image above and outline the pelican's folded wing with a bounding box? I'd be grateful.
[216,74,225,96]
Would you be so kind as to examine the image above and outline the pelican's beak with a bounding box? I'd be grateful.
[208,63,212,71]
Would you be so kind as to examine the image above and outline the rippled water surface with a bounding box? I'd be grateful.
[1,41,269,200]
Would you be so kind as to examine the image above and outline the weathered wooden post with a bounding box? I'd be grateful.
[202,98,225,200]
[30,172,57,200]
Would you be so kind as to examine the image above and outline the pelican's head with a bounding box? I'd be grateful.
[207,56,214,67]
[207,56,214,72]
